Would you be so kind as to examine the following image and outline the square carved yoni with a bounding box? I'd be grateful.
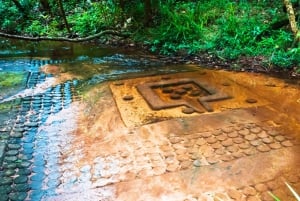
[136,78,232,114]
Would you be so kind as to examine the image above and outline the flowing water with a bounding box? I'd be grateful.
[0,39,200,201]
[0,39,299,201]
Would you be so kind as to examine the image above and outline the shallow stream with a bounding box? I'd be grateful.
[0,39,200,200]
[0,39,299,201]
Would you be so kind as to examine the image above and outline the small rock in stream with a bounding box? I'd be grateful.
[245,98,257,103]
[123,95,134,101]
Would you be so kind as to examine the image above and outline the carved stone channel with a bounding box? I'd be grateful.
[136,78,232,113]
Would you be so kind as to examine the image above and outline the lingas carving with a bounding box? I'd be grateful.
[136,78,232,113]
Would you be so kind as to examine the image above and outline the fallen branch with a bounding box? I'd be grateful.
[0,30,129,42]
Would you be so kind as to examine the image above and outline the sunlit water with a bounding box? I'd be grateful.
[0,39,299,201]
[0,39,200,200]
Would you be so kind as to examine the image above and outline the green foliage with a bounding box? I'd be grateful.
[136,0,299,68]
[69,1,121,36]
[268,191,281,201]
[0,0,299,69]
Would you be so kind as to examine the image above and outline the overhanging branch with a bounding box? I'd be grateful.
[0,30,130,42]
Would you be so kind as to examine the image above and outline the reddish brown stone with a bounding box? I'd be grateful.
[166,164,179,172]
[232,152,245,158]
[243,148,256,156]
[215,148,226,155]
[196,138,206,146]
[182,85,193,90]
[266,180,281,190]
[188,133,202,139]
[257,144,271,152]
[214,193,228,201]
[207,156,219,164]
[161,76,171,80]
[286,174,299,183]
[220,154,234,162]
[250,127,262,134]
[234,124,245,131]
[206,136,218,144]
[175,149,187,155]
[269,143,281,149]
[162,87,173,93]
[177,154,190,161]
[245,123,256,129]
[281,140,293,147]
[123,95,134,101]
[239,142,251,149]
[254,183,268,192]
[217,134,227,141]
[245,134,257,141]
[228,189,243,199]
[246,98,258,103]
[257,131,268,138]
[170,93,181,100]
[189,90,201,96]
[180,160,192,169]
[201,131,212,138]
[243,186,257,196]
[222,139,233,147]
[239,129,250,136]
[170,137,182,144]
[250,140,261,147]
[152,166,166,175]
[211,142,222,149]
[222,82,231,86]
[233,137,244,144]
[274,135,285,142]
[120,172,136,181]
[247,196,260,201]
[182,107,195,114]
[228,131,239,138]
[213,130,223,136]
[184,141,194,148]
[160,145,173,152]
[175,88,187,95]
[222,127,235,133]
[260,192,274,201]
[203,148,214,157]
[114,81,124,86]
[262,137,273,144]
[285,134,295,140]
[268,130,280,137]
[191,154,198,160]
[227,145,239,153]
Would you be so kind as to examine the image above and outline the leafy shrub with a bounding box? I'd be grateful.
[69,1,121,36]
[136,0,299,68]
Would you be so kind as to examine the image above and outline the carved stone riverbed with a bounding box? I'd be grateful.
[0,41,300,201]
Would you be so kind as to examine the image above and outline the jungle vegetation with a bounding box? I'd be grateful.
[0,0,299,70]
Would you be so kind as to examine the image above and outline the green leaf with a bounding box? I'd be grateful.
[268,191,281,201]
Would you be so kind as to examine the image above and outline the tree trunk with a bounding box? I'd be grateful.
[11,0,26,15]
[40,0,52,15]
[144,0,152,26]
[119,0,125,11]
[57,0,71,35]
[282,0,299,45]
[0,30,129,42]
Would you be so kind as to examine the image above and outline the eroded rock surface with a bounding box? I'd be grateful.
[0,63,300,201]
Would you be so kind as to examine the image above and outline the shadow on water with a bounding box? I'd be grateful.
[0,40,197,200]
[0,38,300,201]
[0,38,198,97]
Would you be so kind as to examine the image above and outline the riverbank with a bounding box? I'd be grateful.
[99,37,300,80]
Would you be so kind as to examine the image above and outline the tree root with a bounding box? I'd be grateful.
[0,30,129,42]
